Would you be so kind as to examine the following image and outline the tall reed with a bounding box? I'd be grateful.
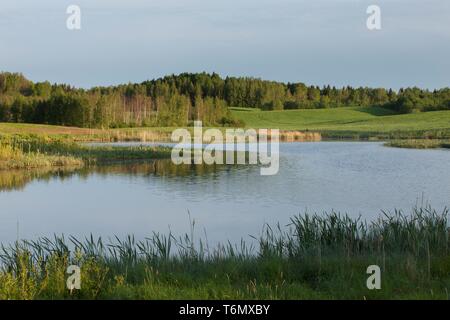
[0,206,448,299]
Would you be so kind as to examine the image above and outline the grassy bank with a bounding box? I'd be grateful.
[0,123,175,142]
[231,107,450,140]
[1,206,449,300]
[385,139,450,149]
[0,142,83,170]
[0,134,172,170]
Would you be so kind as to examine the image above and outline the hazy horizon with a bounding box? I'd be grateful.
[1,0,449,90]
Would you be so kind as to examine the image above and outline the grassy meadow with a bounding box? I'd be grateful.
[1,106,450,147]
[231,107,450,140]
[0,206,449,300]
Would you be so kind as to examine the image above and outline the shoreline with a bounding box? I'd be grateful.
[384,139,450,150]
[1,134,448,172]
[0,206,448,300]
[1,122,449,172]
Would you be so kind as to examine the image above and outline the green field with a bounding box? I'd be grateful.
[1,106,450,142]
[231,107,450,139]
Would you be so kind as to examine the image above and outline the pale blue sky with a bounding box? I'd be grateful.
[1,0,449,89]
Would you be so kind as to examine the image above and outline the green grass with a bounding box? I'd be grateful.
[0,123,175,142]
[3,107,450,141]
[1,206,449,300]
[231,107,450,139]
[0,138,83,170]
[2,107,450,145]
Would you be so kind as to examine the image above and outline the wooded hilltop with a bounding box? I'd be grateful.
[1,72,449,128]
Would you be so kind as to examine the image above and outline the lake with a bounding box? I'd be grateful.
[0,142,449,245]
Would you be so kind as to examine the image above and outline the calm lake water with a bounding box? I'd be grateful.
[0,142,449,245]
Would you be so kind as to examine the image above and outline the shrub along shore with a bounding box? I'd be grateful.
[0,206,448,299]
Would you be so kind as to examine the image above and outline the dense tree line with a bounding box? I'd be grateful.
[0,72,234,128]
[382,87,450,113]
[0,72,449,128]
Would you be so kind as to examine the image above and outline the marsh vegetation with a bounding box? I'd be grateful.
[0,134,172,170]
[0,206,448,299]
[385,139,450,149]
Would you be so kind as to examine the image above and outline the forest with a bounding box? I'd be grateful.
[0,72,449,128]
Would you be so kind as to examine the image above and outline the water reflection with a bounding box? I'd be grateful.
[1,142,449,246]
[0,160,245,192]
[0,167,82,192]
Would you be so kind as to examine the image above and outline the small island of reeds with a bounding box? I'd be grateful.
[0,134,172,170]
